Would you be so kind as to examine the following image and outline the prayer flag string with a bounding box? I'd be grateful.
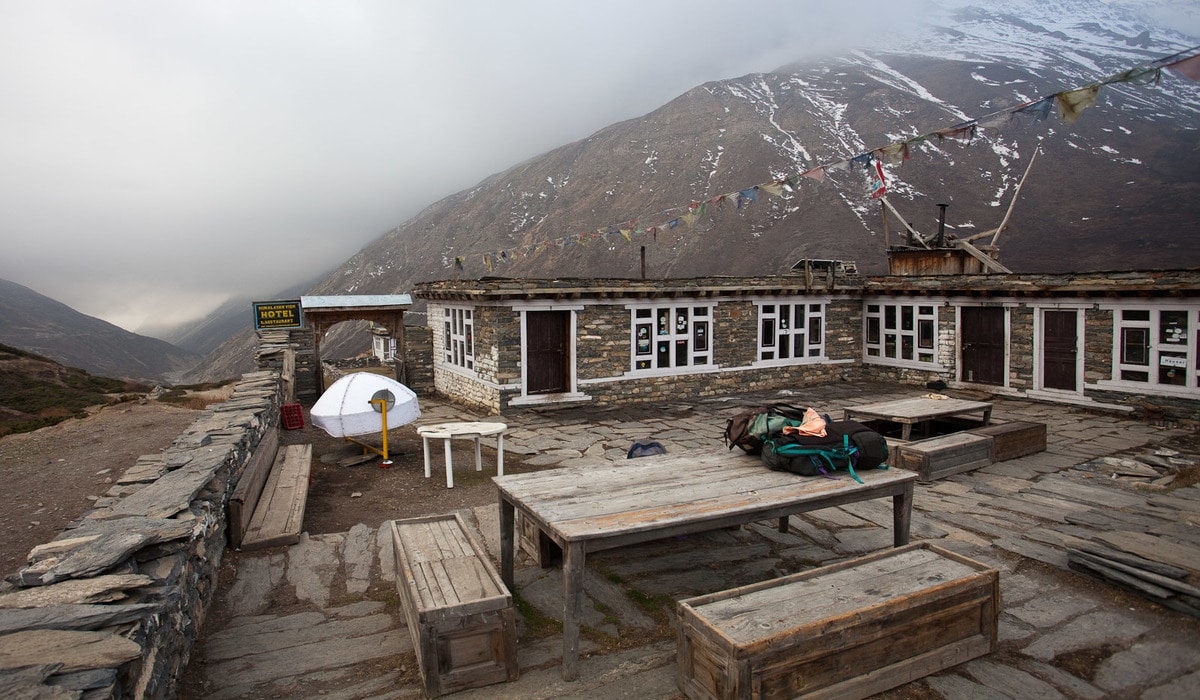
[450,45,1200,273]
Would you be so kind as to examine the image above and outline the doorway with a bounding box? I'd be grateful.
[526,310,571,394]
[960,307,1006,385]
[1042,309,1079,391]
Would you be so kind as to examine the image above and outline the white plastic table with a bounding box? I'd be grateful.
[416,421,507,488]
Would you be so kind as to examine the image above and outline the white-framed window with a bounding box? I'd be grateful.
[443,306,474,370]
[629,303,715,372]
[756,300,825,362]
[864,301,938,365]
[1111,306,1198,391]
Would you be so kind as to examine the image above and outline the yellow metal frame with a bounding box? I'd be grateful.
[344,398,391,460]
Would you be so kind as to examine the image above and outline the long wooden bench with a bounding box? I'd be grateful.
[390,514,518,698]
[676,542,999,700]
[229,428,312,550]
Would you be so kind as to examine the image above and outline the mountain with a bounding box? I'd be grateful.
[0,278,199,384]
[187,0,1200,382]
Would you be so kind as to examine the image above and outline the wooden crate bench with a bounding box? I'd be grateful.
[390,514,518,698]
[896,432,993,482]
[240,443,312,550]
[676,542,998,700]
[967,421,1046,462]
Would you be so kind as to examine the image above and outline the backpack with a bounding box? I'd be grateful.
[761,421,889,483]
[724,403,809,455]
[627,440,667,458]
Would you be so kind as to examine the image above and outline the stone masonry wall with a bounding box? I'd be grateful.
[0,371,285,699]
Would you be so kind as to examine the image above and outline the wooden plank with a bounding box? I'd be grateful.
[229,428,280,548]
[241,444,312,550]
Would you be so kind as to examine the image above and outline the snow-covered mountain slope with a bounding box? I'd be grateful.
[188,0,1200,379]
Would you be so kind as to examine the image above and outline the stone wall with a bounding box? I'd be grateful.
[0,371,285,699]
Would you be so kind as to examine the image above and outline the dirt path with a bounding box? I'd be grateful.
[0,400,204,574]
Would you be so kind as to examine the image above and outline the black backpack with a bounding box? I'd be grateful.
[761,421,889,482]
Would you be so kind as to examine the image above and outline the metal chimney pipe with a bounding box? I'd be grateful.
[936,203,948,247]
[640,246,646,279]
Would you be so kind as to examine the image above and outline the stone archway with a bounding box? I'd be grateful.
[301,295,412,395]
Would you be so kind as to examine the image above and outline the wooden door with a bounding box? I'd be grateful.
[1042,310,1078,391]
[960,307,1005,385]
[526,311,570,395]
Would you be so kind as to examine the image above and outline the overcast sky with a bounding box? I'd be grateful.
[2,2,1194,335]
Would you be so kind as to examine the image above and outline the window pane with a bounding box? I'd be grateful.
[885,334,897,358]
[1121,328,1149,365]
[868,304,880,313]
[901,336,914,360]
[636,324,652,355]
[657,309,670,335]
[901,306,914,331]
[1161,310,1188,345]
[675,339,689,366]
[657,341,670,366]
[1123,309,1150,321]
[794,306,805,328]
[866,317,880,344]
[779,305,789,331]
[794,334,805,357]
[918,319,934,349]
[811,318,822,343]
[919,305,934,315]
[885,306,896,329]
[1121,370,1149,382]
[761,319,776,347]
[694,322,708,351]
[1159,354,1186,385]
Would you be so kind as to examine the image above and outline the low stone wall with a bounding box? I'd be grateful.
[0,371,283,699]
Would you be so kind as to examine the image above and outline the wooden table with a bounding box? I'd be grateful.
[493,451,917,681]
[843,396,993,441]
[416,421,506,488]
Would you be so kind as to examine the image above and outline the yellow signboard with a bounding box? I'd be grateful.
[253,300,303,330]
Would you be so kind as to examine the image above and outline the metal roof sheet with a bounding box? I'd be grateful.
[300,294,412,309]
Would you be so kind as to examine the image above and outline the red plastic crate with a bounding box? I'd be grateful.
[281,403,305,430]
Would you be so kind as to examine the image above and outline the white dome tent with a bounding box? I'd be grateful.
[310,372,420,462]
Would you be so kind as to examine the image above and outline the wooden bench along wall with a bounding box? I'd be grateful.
[240,444,312,550]
[676,542,998,700]
[390,514,518,698]
[228,428,279,548]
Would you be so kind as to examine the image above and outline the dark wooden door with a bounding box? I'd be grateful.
[526,311,570,394]
[1042,310,1078,391]
[960,307,1005,385]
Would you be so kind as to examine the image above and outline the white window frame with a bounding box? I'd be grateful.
[627,301,717,375]
[1098,303,1200,396]
[442,306,474,371]
[754,298,827,365]
[863,300,941,369]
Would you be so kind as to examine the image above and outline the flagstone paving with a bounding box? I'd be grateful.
[181,382,1200,699]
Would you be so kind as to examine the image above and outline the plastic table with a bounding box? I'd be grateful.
[416,421,507,488]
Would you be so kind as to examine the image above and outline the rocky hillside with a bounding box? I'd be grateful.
[187,1,1200,382]
[0,342,150,437]
[0,278,199,383]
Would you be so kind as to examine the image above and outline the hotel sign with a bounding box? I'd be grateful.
[253,300,304,330]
